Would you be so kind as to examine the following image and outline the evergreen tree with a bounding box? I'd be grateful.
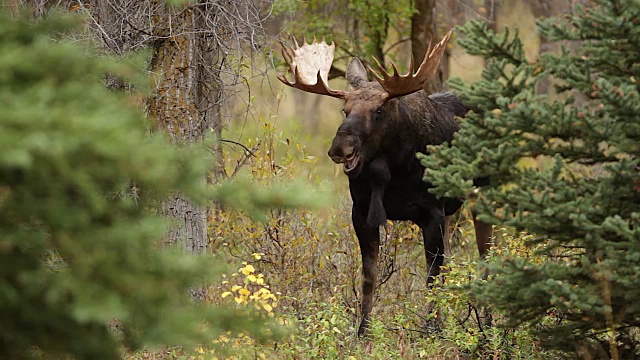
[0,10,279,360]
[420,0,640,357]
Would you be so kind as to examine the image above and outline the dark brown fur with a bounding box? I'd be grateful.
[327,59,492,336]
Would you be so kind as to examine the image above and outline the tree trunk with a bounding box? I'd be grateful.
[527,0,582,101]
[161,194,207,255]
[148,2,209,255]
[411,0,442,94]
[19,0,263,253]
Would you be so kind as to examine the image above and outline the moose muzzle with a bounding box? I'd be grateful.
[328,132,362,176]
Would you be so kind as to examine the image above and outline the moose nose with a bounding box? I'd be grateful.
[328,144,355,164]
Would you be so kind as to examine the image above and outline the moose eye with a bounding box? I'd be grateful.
[375,108,383,115]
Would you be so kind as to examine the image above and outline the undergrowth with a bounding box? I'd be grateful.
[128,115,550,359]
[202,114,550,359]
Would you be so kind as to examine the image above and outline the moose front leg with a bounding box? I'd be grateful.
[366,158,390,227]
[353,208,380,337]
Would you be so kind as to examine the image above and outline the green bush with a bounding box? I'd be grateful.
[0,10,274,359]
[421,0,640,357]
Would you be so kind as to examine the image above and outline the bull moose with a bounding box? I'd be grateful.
[278,31,493,336]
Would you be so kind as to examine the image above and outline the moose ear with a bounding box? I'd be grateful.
[346,58,368,89]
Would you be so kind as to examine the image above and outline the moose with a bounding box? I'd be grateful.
[278,31,493,336]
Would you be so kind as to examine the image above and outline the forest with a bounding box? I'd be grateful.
[1,0,639,359]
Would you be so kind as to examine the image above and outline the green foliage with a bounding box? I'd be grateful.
[421,0,640,357]
[0,10,280,360]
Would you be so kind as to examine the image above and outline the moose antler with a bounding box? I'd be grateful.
[278,36,347,99]
[370,30,452,99]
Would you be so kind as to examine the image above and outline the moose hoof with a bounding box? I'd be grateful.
[357,319,371,338]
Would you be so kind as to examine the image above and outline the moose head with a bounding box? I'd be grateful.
[278,31,451,179]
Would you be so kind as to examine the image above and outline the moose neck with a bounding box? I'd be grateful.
[379,91,461,172]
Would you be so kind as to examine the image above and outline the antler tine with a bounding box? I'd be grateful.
[370,56,387,83]
[390,62,400,77]
[277,36,348,100]
[369,30,453,99]
[408,55,415,76]
[425,38,435,60]
[370,57,404,81]
[422,30,452,73]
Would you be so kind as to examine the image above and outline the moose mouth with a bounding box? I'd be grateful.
[343,153,360,174]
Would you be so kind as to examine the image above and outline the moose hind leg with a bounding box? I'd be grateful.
[473,212,494,328]
[472,213,493,261]
[353,209,380,337]
[420,211,446,283]
[418,210,447,332]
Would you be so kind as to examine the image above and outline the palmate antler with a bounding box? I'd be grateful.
[277,36,347,99]
[369,30,452,99]
[278,30,452,100]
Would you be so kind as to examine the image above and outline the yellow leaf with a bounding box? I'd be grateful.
[231,285,242,292]
[238,288,250,296]
[240,264,255,275]
[262,303,273,312]
[234,297,243,304]
[221,291,232,298]
[247,274,257,282]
